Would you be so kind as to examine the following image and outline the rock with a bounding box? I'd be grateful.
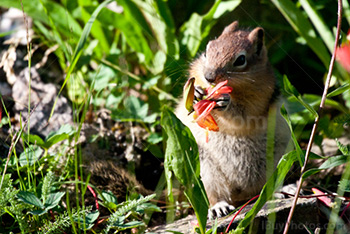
[12,67,73,137]
[148,198,323,234]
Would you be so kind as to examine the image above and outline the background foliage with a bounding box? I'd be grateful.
[0,0,350,233]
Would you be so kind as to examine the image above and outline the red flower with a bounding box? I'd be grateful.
[312,188,332,207]
[192,80,233,142]
[206,80,233,100]
[337,43,350,72]
[193,100,218,131]
[336,30,350,72]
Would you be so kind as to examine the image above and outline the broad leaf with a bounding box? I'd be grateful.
[75,210,100,230]
[44,192,65,211]
[17,191,44,209]
[161,106,208,234]
[19,145,43,167]
[112,96,157,123]
[44,133,69,149]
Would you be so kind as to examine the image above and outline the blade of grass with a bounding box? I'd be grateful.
[48,0,113,122]
[38,0,71,62]
[235,150,298,231]
[20,0,34,191]
[78,3,110,57]
[299,0,335,52]
[282,1,343,233]
[0,104,38,190]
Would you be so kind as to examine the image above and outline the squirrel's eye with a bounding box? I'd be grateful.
[233,54,246,68]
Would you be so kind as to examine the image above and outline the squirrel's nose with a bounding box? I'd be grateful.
[204,70,216,83]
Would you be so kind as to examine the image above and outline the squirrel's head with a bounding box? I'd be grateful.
[202,21,270,84]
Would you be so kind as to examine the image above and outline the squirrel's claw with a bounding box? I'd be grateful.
[194,86,206,100]
[209,201,235,219]
[213,93,230,110]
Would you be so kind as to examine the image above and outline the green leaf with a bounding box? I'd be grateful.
[147,133,163,144]
[327,82,350,98]
[17,191,44,209]
[336,139,350,155]
[49,0,113,121]
[44,192,65,211]
[236,150,298,230]
[0,0,82,38]
[91,65,117,91]
[107,194,156,232]
[108,0,153,64]
[133,0,179,63]
[48,124,76,137]
[25,134,45,147]
[105,93,125,110]
[299,0,335,52]
[44,133,69,149]
[99,190,118,206]
[271,0,330,67]
[339,179,350,192]
[303,155,350,179]
[142,75,162,90]
[283,75,318,118]
[75,210,100,230]
[180,0,242,57]
[303,94,349,114]
[161,106,208,234]
[19,145,43,167]
[117,220,145,230]
[280,105,305,166]
[135,202,162,214]
[112,96,157,123]
[79,6,110,56]
[42,124,75,149]
[30,209,47,216]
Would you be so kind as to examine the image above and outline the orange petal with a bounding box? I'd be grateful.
[193,100,216,123]
[196,113,219,131]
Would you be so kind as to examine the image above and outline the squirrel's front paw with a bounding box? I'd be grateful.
[213,93,230,110]
[194,86,206,104]
[209,201,235,219]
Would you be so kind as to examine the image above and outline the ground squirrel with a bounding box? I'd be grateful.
[176,21,290,218]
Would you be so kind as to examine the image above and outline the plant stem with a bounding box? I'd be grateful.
[282,1,343,233]
[0,104,38,190]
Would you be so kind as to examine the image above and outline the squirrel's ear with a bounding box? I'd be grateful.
[248,27,264,56]
[222,21,239,35]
